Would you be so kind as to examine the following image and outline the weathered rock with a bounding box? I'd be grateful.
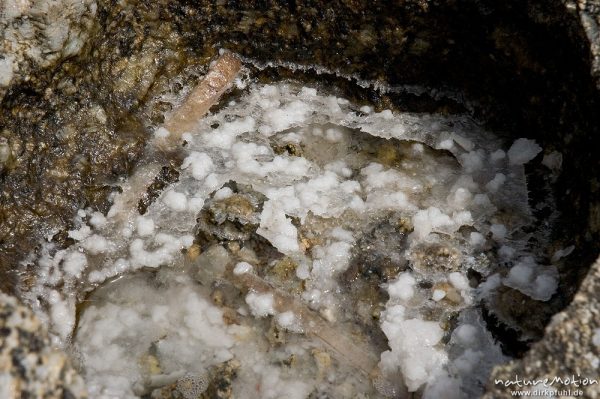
[0,0,599,396]
[484,255,600,398]
[0,0,98,101]
[0,291,86,398]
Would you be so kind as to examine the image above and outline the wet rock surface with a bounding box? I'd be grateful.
[0,0,98,101]
[0,0,599,397]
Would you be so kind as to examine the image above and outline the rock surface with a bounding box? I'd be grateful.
[0,0,98,101]
[0,291,86,398]
[485,255,600,398]
[0,0,599,397]
[482,1,600,395]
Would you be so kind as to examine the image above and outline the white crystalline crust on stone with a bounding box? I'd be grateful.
[245,292,275,317]
[23,82,552,398]
[504,257,558,301]
[256,201,300,254]
[233,261,253,275]
[423,309,506,399]
[0,0,97,94]
[74,277,234,399]
[379,305,447,392]
[542,151,563,171]
[387,273,417,301]
[135,216,155,237]
[507,138,542,165]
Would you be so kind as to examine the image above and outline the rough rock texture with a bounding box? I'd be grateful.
[576,0,600,88]
[0,0,98,100]
[481,1,600,393]
[0,0,599,397]
[0,291,86,398]
[485,256,600,398]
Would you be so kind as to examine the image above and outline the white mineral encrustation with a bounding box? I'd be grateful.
[22,77,561,398]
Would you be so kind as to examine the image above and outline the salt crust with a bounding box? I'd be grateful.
[24,83,555,398]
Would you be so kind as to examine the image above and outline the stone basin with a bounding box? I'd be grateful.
[1,1,599,398]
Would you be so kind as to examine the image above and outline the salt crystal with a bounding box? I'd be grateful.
[432,290,446,302]
[245,292,275,317]
[163,190,187,211]
[490,224,507,242]
[388,273,416,301]
[233,262,253,275]
[507,138,542,165]
[181,151,214,180]
[469,232,485,247]
[485,173,506,193]
[136,216,155,237]
[62,250,87,278]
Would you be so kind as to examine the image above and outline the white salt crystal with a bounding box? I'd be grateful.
[489,149,506,162]
[68,225,91,241]
[507,138,542,165]
[459,150,485,173]
[379,109,394,120]
[300,87,317,97]
[485,173,506,193]
[206,117,256,148]
[82,235,110,255]
[213,187,234,200]
[542,151,562,171]
[473,193,492,208]
[498,245,516,260]
[135,216,155,237]
[0,55,15,86]
[380,316,447,392]
[154,127,170,138]
[551,245,574,262]
[448,272,470,291]
[48,290,74,343]
[263,100,311,131]
[452,210,473,227]
[62,250,87,278]
[448,187,472,209]
[507,260,534,286]
[412,207,453,239]
[453,324,477,345]
[439,139,454,150]
[275,311,302,333]
[490,224,507,242]
[181,151,214,180]
[233,262,253,275]
[504,257,558,301]
[387,273,416,301]
[163,190,187,211]
[432,290,446,302]
[329,227,354,243]
[121,227,132,238]
[89,212,107,228]
[245,292,275,317]
[469,232,485,247]
[325,127,343,142]
[257,201,300,254]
